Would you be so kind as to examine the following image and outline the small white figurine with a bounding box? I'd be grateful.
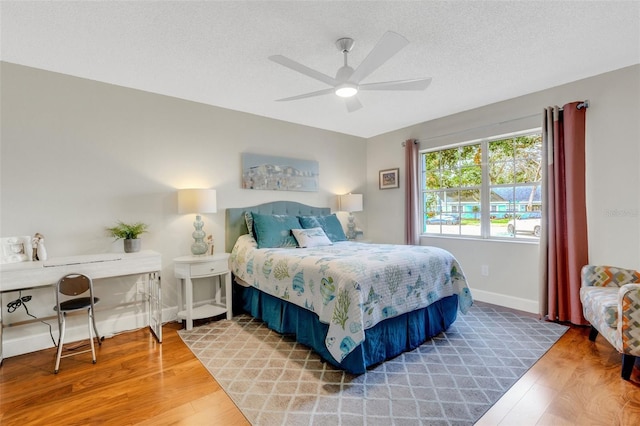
[32,233,47,261]
[207,234,214,255]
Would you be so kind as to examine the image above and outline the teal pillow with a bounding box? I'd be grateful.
[251,213,301,248]
[298,214,347,242]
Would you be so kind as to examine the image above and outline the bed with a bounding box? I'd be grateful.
[225,201,472,374]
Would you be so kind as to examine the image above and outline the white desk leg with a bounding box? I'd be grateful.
[185,276,193,331]
[225,271,232,320]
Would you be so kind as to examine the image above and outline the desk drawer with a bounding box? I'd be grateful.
[190,260,228,277]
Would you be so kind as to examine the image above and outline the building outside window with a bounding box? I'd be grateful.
[421,129,542,240]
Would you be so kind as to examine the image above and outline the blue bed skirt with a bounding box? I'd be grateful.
[237,285,459,374]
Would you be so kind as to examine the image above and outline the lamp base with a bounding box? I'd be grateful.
[191,215,208,255]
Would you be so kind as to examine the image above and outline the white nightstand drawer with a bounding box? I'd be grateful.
[190,260,228,277]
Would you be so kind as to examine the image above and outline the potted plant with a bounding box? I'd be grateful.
[106,221,149,253]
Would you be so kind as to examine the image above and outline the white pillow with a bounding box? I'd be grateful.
[291,227,333,248]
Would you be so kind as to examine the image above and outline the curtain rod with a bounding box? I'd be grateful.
[400,100,589,146]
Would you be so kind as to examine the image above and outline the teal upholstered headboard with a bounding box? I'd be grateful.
[225,201,331,253]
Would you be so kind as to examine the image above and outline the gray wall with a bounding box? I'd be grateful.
[0,62,367,356]
[366,64,640,312]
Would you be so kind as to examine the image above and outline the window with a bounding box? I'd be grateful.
[421,130,542,240]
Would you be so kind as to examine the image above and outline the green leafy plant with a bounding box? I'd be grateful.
[106,221,149,240]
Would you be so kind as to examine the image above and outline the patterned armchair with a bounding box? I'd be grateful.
[580,265,640,380]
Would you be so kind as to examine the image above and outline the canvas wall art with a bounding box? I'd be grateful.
[242,153,319,192]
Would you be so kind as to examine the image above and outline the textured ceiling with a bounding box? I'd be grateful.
[2,1,639,138]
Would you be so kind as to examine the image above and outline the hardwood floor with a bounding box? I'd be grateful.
[478,325,640,425]
[1,319,639,425]
[0,323,249,425]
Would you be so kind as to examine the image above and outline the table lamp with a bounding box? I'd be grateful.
[178,189,217,255]
[339,193,363,240]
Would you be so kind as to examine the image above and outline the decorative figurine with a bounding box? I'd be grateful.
[207,234,214,255]
[32,233,47,261]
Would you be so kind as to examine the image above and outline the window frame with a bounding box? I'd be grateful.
[420,128,542,241]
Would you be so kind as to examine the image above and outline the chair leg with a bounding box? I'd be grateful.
[588,326,599,342]
[91,307,102,346]
[88,308,96,364]
[54,313,66,374]
[622,354,636,380]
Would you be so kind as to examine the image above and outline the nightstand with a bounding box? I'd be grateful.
[174,253,232,330]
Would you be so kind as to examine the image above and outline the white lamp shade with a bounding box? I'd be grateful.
[339,193,363,213]
[178,189,217,214]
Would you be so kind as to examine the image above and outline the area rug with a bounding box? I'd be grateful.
[179,304,568,425]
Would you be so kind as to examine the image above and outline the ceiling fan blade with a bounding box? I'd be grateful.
[345,95,363,113]
[269,55,338,87]
[359,78,432,91]
[275,88,335,102]
[349,31,409,84]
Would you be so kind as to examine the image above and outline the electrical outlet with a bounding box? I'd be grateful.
[481,265,489,276]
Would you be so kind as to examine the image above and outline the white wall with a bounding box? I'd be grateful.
[366,64,640,312]
[0,62,367,357]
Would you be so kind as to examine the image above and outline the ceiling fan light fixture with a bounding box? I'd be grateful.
[335,83,358,98]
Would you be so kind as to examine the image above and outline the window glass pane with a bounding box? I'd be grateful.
[425,171,441,190]
[489,138,514,160]
[459,189,481,236]
[514,134,542,159]
[424,192,441,217]
[424,151,439,171]
[459,144,481,166]
[440,148,459,169]
[441,169,459,188]
[459,165,482,186]
[489,188,514,237]
[489,161,515,185]
[443,190,460,214]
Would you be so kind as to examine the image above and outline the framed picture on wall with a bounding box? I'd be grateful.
[379,168,399,189]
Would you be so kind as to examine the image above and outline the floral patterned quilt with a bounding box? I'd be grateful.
[230,234,473,363]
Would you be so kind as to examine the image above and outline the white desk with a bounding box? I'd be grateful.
[174,253,232,331]
[0,250,162,364]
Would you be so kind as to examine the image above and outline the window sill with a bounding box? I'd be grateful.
[420,234,540,245]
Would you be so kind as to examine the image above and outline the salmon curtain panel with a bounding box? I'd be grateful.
[539,102,589,325]
[404,139,420,245]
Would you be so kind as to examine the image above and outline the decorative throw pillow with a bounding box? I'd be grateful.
[251,213,301,248]
[244,211,255,238]
[291,227,333,248]
[298,214,347,242]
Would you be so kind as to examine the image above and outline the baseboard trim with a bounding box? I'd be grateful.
[471,288,539,314]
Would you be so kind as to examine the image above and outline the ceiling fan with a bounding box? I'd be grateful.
[269,31,432,112]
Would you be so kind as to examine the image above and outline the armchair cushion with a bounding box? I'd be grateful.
[580,286,619,328]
